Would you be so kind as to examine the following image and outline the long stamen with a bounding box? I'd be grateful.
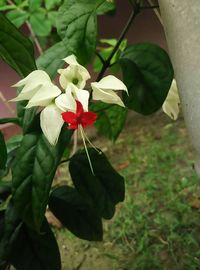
[79,125,95,175]
[81,127,101,154]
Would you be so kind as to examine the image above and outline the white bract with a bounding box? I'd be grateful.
[58,55,91,90]
[40,104,64,145]
[11,70,61,108]
[55,83,89,112]
[91,75,128,107]
[11,55,128,146]
[162,79,180,120]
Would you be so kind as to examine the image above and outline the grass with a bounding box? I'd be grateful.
[56,112,200,270]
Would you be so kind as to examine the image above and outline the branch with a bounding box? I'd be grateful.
[95,51,105,64]
[96,3,140,82]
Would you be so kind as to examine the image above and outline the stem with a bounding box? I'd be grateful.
[95,51,105,64]
[26,21,43,55]
[96,3,140,82]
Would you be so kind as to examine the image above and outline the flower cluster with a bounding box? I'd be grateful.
[12,55,128,145]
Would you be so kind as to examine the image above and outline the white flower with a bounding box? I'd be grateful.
[11,70,61,108]
[40,104,64,146]
[58,55,91,90]
[40,83,90,146]
[91,75,128,107]
[55,83,89,112]
[162,79,180,120]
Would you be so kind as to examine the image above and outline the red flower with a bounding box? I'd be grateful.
[62,100,97,130]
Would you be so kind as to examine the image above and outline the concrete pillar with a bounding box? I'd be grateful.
[158,0,200,174]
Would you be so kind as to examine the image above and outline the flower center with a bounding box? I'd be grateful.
[72,78,79,85]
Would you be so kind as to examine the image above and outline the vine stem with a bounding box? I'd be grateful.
[96,3,140,82]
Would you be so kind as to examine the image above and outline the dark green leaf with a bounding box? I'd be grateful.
[0,135,23,179]
[0,13,36,77]
[0,132,7,170]
[69,148,125,219]
[0,182,11,204]
[36,41,68,78]
[0,203,21,262]
[12,129,72,230]
[0,14,37,130]
[91,103,128,141]
[6,135,23,153]
[30,13,52,37]
[6,9,29,28]
[120,43,174,115]
[0,118,20,125]
[0,204,61,270]
[49,186,103,241]
[0,210,5,241]
[10,219,61,270]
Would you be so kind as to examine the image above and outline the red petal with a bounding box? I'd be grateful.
[67,123,78,129]
[75,100,84,115]
[81,112,97,128]
[62,112,77,124]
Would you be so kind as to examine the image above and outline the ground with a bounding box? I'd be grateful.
[53,112,200,270]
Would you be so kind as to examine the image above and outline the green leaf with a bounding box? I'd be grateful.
[0,203,21,262]
[57,0,98,64]
[0,210,5,240]
[57,0,114,63]
[6,9,29,28]
[0,118,20,125]
[96,0,115,14]
[0,182,11,204]
[0,13,35,130]
[12,130,72,230]
[47,11,58,26]
[49,186,103,241]
[0,13,36,77]
[0,4,16,11]
[28,0,41,12]
[45,0,62,10]
[36,41,69,78]
[69,148,125,219]
[120,43,174,115]
[0,204,61,270]
[91,103,128,141]
[0,135,22,179]
[30,12,52,37]
[9,219,61,270]
[0,132,7,170]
